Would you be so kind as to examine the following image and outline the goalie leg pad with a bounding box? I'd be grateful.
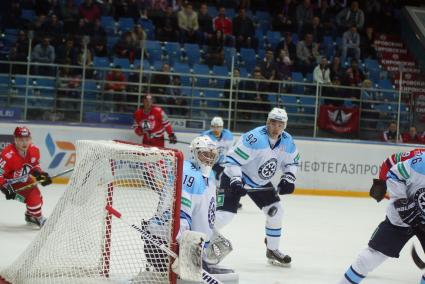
[204,230,233,265]
[172,230,206,282]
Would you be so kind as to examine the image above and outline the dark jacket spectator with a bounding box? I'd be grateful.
[302,16,324,44]
[275,32,297,62]
[243,68,269,114]
[344,59,364,87]
[224,68,244,106]
[275,49,292,81]
[336,1,364,30]
[56,38,77,65]
[150,63,172,103]
[91,19,107,45]
[381,122,401,143]
[156,6,179,42]
[329,56,344,81]
[205,30,225,67]
[402,126,423,144]
[296,0,314,33]
[9,30,29,63]
[361,26,377,59]
[79,0,101,23]
[198,3,214,42]
[41,14,63,45]
[233,8,256,50]
[61,0,80,34]
[271,0,296,33]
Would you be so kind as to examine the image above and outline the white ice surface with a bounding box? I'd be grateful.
[0,184,420,284]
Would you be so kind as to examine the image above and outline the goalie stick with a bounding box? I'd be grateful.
[105,205,223,284]
[412,244,425,269]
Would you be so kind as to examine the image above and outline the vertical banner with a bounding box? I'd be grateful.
[318,105,360,133]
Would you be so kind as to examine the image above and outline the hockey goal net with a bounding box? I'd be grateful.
[0,140,183,284]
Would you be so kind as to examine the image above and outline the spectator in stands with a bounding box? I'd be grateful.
[56,38,76,65]
[344,58,364,87]
[79,0,101,23]
[233,7,256,50]
[76,39,93,76]
[313,57,331,84]
[41,14,63,46]
[316,0,334,36]
[361,79,379,128]
[275,49,292,81]
[302,16,324,45]
[93,41,109,57]
[205,29,224,67]
[131,24,147,43]
[213,6,234,46]
[3,0,22,28]
[223,67,243,109]
[329,56,344,81]
[323,75,344,106]
[104,66,127,112]
[260,49,276,81]
[198,3,214,45]
[336,0,364,31]
[114,31,137,61]
[361,26,377,60]
[271,0,296,33]
[296,32,319,76]
[150,63,172,104]
[35,0,59,16]
[32,15,47,38]
[275,32,297,63]
[177,3,199,43]
[156,6,179,42]
[402,126,423,144]
[166,75,188,116]
[341,25,360,64]
[32,36,55,75]
[74,18,93,37]
[381,121,401,143]
[296,0,314,34]
[379,0,395,34]
[61,0,79,34]
[9,30,29,73]
[91,19,107,45]
[243,67,269,117]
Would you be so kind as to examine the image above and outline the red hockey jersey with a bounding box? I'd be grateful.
[379,148,425,180]
[133,106,174,147]
[0,143,42,188]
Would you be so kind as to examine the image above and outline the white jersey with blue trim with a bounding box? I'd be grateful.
[224,126,300,188]
[201,129,234,164]
[386,151,425,227]
[180,160,217,243]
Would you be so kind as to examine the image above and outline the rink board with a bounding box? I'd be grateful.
[0,122,421,194]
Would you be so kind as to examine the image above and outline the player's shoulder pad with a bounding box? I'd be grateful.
[280,131,296,154]
[241,126,269,149]
[222,129,234,140]
[183,160,206,195]
[408,152,425,176]
[1,144,16,160]
[201,131,216,141]
[28,144,40,156]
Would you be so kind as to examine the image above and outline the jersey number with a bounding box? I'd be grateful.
[183,175,195,187]
[246,134,257,145]
[412,157,422,165]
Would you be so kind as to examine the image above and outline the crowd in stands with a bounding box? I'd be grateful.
[0,0,423,141]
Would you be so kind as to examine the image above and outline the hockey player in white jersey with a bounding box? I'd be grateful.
[202,116,234,180]
[338,152,425,284]
[215,107,300,266]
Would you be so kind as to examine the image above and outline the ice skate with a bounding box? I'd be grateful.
[266,248,291,267]
[25,213,47,228]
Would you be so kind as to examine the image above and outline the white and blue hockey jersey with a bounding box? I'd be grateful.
[386,151,425,227]
[202,129,234,165]
[224,126,300,188]
[180,160,217,243]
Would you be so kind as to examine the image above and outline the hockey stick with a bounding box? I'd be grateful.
[15,168,75,193]
[105,205,223,284]
[245,186,275,193]
[165,138,191,145]
[412,244,425,269]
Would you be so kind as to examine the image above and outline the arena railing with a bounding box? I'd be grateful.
[0,59,412,141]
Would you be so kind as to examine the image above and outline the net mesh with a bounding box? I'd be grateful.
[0,140,182,284]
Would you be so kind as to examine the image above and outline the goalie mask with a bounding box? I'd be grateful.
[189,136,218,177]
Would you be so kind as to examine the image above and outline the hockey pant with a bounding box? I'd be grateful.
[19,186,43,218]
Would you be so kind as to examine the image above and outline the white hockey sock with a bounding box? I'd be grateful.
[262,202,283,251]
[215,210,235,230]
[339,247,388,284]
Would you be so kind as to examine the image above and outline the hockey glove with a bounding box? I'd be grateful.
[32,170,52,186]
[168,133,177,144]
[369,179,387,202]
[212,164,224,180]
[278,173,295,195]
[228,177,246,197]
[134,126,143,136]
[1,183,16,200]
[394,198,423,228]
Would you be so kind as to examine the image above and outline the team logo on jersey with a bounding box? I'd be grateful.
[258,158,278,180]
[414,188,425,213]
[208,197,216,229]
[141,120,154,131]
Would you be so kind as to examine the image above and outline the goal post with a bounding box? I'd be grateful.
[0,140,184,284]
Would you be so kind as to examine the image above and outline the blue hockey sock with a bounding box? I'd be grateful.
[344,266,366,284]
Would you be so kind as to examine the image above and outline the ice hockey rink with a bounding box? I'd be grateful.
[0,184,419,284]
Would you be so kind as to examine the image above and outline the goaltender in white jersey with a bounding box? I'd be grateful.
[215,107,300,266]
[339,152,425,284]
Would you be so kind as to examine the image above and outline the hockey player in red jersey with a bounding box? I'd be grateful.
[370,148,425,202]
[0,127,52,227]
[133,94,177,147]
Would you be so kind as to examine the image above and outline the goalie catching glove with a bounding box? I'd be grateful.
[0,183,16,200]
[278,173,295,195]
[32,170,52,186]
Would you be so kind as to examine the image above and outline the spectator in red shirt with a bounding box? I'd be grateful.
[105,66,127,112]
[213,6,234,46]
[402,126,423,144]
[79,0,100,23]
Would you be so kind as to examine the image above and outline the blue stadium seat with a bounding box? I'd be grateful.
[208,6,218,18]
[93,56,111,68]
[84,81,101,100]
[0,74,10,103]
[101,16,116,35]
[145,40,163,63]
[378,79,396,101]
[139,19,155,39]
[21,10,36,22]
[225,9,235,19]
[113,57,130,69]
[107,36,118,51]
[212,65,229,88]
[266,31,281,49]
[164,42,182,65]
[184,43,201,66]
[118,17,134,31]
[224,47,237,69]
[192,64,210,87]
[173,62,191,86]
[291,72,304,94]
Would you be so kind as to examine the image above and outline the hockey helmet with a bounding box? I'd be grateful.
[189,136,218,177]
[14,126,31,138]
[267,108,288,129]
[210,116,224,128]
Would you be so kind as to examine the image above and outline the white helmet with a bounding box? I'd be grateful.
[189,136,219,177]
[211,116,224,128]
[268,107,288,129]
